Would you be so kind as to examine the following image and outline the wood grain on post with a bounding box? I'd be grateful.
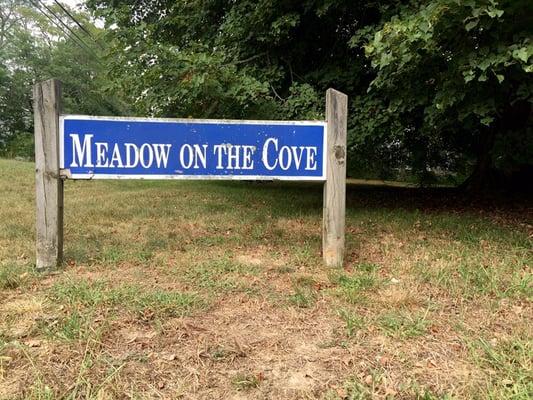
[323,88,348,267]
[34,79,63,271]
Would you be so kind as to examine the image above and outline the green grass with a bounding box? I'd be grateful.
[323,378,373,400]
[0,158,531,399]
[377,310,431,339]
[329,263,381,304]
[39,310,99,342]
[183,257,259,293]
[324,376,458,400]
[337,309,366,338]
[0,263,33,289]
[36,279,202,344]
[288,286,316,308]
[288,275,318,308]
[415,252,531,300]
[232,373,261,391]
[49,279,202,318]
[469,337,533,399]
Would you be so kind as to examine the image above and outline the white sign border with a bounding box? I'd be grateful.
[59,115,328,181]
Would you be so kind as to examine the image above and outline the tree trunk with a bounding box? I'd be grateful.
[460,126,497,192]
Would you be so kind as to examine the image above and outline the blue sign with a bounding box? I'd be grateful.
[60,116,326,180]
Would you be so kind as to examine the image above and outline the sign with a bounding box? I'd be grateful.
[34,80,347,271]
[60,116,327,180]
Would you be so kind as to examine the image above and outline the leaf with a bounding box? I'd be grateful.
[465,19,479,31]
[24,339,41,347]
[463,70,475,83]
[418,20,430,33]
[513,48,529,63]
[161,352,177,361]
[487,8,504,18]
[480,116,494,126]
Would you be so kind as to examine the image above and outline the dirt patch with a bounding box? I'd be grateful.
[0,296,44,339]
[374,283,427,309]
[60,297,345,398]
[275,217,320,238]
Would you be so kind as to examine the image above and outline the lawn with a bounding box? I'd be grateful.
[0,158,531,399]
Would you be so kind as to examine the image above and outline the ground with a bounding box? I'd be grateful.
[0,158,531,399]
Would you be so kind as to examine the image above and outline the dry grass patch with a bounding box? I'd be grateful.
[0,159,531,399]
[0,296,44,341]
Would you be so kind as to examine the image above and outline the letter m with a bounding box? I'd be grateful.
[70,134,94,167]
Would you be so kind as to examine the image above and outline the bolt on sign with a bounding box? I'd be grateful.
[34,79,347,272]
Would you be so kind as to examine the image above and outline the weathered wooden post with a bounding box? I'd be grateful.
[34,79,63,271]
[323,88,348,267]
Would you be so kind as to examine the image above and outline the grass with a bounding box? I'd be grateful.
[468,337,533,399]
[288,276,318,308]
[337,309,366,338]
[329,263,381,304]
[231,373,261,391]
[377,310,431,338]
[288,286,316,308]
[183,257,258,293]
[0,158,531,399]
[0,263,33,289]
[49,279,202,318]
[39,310,97,341]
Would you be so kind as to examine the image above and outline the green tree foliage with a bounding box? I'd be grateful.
[87,0,388,120]
[353,0,533,187]
[88,0,531,187]
[0,0,127,158]
[3,1,531,187]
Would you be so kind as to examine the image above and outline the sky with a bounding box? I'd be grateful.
[54,0,83,9]
[46,0,106,28]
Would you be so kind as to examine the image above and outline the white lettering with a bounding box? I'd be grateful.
[262,138,278,170]
[242,145,255,170]
[192,144,207,169]
[291,146,304,170]
[153,144,172,168]
[305,147,317,170]
[109,144,124,168]
[125,143,139,168]
[227,145,240,169]
[180,144,206,169]
[278,146,292,170]
[95,142,108,167]
[140,143,153,168]
[213,144,227,169]
[180,144,194,169]
[70,134,94,167]
[261,139,319,172]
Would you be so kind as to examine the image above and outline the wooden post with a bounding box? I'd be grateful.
[34,79,63,271]
[323,88,348,267]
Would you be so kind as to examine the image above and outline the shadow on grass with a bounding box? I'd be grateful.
[192,180,532,221]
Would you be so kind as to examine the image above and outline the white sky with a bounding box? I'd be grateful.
[52,0,84,10]
[45,0,105,28]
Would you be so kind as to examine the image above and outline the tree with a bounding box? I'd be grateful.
[0,0,128,158]
[88,0,531,188]
[352,0,532,188]
[86,0,386,120]
[3,0,520,189]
